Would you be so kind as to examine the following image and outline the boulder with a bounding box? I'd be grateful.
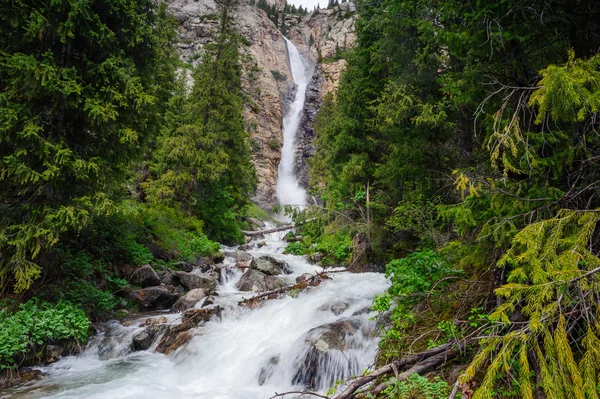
[129,286,179,311]
[292,318,364,389]
[134,264,161,287]
[250,255,292,276]
[194,257,213,272]
[296,273,313,283]
[238,244,252,251]
[307,253,323,265]
[319,301,350,316]
[171,288,208,312]
[224,250,253,262]
[257,240,267,248]
[182,304,223,324]
[248,217,266,230]
[174,271,217,293]
[160,270,179,286]
[132,324,166,351]
[45,344,64,363]
[236,269,283,292]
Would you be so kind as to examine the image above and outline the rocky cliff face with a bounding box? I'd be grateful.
[167,0,356,208]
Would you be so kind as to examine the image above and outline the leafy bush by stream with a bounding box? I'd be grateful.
[0,300,89,369]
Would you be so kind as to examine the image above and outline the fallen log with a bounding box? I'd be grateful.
[240,224,295,237]
[333,340,470,399]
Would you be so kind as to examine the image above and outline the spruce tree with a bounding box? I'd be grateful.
[0,0,177,292]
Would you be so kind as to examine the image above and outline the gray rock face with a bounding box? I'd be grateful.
[134,264,161,287]
[129,286,179,310]
[174,271,217,293]
[132,325,166,351]
[160,270,179,286]
[224,250,253,262]
[171,288,208,312]
[236,269,283,292]
[250,255,292,276]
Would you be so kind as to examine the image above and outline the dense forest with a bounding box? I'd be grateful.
[0,0,256,373]
[2,0,600,397]
[291,0,600,397]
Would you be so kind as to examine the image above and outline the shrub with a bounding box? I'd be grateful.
[0,300,90,369]
[383,373,452,399]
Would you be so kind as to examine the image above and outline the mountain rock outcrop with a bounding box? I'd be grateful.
[167,0,357,207]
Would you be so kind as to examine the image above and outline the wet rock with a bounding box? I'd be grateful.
[224,250,253,262]
[171,288,208,312]
[45,344,64,363]
[296,273,313,283]
[129,286,179,311]
[238,244,252,251]
[156,325,193,355]
[183,304,223,324]
[132,324,166,351]
[292,318,365,389]
[134,264,161,287]
[172,261,194,272]
[248,217,266,230]
[250,255,292,276]
[174,271,217,293]
[236,269,283,292]
[142,316,168,326]
[160,270,179,286]
[202,296,217,307]
[307,253,323,265]
[236,260,250,269]
[258,355,280,385]
[257,240,267,248]
[319,301,350,315]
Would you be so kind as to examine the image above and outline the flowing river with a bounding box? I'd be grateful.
[2,38,389,399]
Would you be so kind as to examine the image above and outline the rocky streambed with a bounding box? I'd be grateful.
[2,228,389,399]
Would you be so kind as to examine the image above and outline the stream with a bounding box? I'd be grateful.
[2,39,390,399]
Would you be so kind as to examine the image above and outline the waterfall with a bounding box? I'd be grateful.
[276,38,309,208]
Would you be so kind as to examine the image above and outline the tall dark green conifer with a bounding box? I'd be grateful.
[0,0,177,292]
[143,0,256,243]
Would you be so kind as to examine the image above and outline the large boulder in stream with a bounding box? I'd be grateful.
[171,288,208,312]
[174,271,217,293]
[250,255,292,275]
[236,269,283,292]
[132,324,166,351]
[129,286,179,310]
[224,250,253,262]
[134,264,161,287]
[292,317,369,390]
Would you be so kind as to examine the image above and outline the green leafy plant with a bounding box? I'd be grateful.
[383,373,452,399]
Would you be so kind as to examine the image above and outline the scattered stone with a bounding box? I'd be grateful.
[134,264,161,287]
[174,271,217,293]
[45,345,63,363]
[132,324,166,351]
[129,286,179,311]
[296,273,313,283]
[250,255,292,276]
[160,270,179,286]
[257,240,267,248]
[142,316,168,326]
[307,253,323,265]
[172,261,194,272]
[171,288,208,312]
[236,269,283,292]
[224,250,253,262]
[238,244,252,251]
[182,304,223,324]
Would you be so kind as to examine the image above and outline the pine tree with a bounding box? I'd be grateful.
[0,0,177,292]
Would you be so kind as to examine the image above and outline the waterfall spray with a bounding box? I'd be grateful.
[276,38,310,208]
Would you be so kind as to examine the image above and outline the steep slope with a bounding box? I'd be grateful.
[168,0,356,207]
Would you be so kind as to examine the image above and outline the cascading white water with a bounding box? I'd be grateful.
[276,38,310,207]
[2,38,390,399]
[4,231,389,399]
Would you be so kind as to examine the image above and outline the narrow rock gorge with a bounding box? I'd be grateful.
[168,0,356,207]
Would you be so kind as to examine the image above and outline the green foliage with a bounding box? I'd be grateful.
[0,0,178,292]
[383,374,452,399]
[143,0,256,244]
[385,250,455,298]
[0,300,89,369]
